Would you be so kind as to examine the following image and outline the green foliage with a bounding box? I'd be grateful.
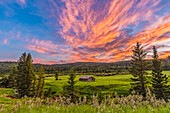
[45,87,52,98]
[36,65,45,98]
[55,71,59,80]
[0,62,17,76]
[129,42,150,97]
[8,66,17,88]
[16,53,36,97]
[151,46,170,101]
[63,70,78,102]
[0,76,10,88]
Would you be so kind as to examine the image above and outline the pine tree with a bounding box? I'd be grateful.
[36,65,45,98]
[129,42,150,97]
[16,53,36,97]
[151,46,169,101]
[55,71,59,80]
[16,52,29,97]
[9,66,17,88]
[63,70,77,102]
[45,87,52,98]
[0,75,10,88]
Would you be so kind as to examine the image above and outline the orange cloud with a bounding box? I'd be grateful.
[33,58,57,65]
[34,0,170,63]
[64,0,169,62]
[33,58,68,65]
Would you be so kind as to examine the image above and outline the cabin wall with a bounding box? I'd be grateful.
[79,77,95,81]
[88,78,95,81]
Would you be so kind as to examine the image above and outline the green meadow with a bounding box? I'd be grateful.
[1,71,169,98]
[45,71,170,96]
[45,74,132,96]
[0,71,169,113]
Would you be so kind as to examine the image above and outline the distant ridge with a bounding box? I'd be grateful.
[0,58,169,66]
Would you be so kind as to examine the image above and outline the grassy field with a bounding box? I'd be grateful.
[45,74,132,96]
[0,71,169,112]
[45,71,170,96]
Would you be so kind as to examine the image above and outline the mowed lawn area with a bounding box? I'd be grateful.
[45,71,170,96]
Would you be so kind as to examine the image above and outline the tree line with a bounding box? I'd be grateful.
[1,56,170,76]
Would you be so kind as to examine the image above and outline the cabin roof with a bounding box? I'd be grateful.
[80,76,94,79]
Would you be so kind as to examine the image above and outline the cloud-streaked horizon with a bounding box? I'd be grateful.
[0,0,169,64]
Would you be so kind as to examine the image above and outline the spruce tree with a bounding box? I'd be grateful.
[151,46,169,101]
[16,53,36,97]
[45,87,52,98]
[26,53,37,97]
[55,71,59,80]
[16,52,29,97]
[63,70,77,102]
[9,66,17,88]
[36,65,45,98]
[129,42,150,97]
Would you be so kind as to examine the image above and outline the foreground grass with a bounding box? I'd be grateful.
[1,90,170,113]
[1,104,170,113]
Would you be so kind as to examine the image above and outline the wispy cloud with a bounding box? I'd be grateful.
[26,38,60,56]
[27,45,58,55]
[17,0,26,4]
[0,0,169,64]
[41,0,169,62]
[28,0,170,63]
[33,58,65,65]
[3,38,8,45]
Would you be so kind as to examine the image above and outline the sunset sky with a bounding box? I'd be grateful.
[0,0,169,64]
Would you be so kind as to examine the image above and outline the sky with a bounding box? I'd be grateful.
[0,0,169,64]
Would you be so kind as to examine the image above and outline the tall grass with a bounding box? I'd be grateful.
[1,88,169,113]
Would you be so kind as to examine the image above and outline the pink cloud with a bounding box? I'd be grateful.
[27,45,58,55]
[26,38,72,57]
[33,58,59,65]
[17,0,25,4]
[29,38,59,49]
[0,58,16,62]
[3,38,8,45]
[41,0,169,63]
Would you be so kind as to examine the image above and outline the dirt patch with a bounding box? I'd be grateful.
[1,95,18,99]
